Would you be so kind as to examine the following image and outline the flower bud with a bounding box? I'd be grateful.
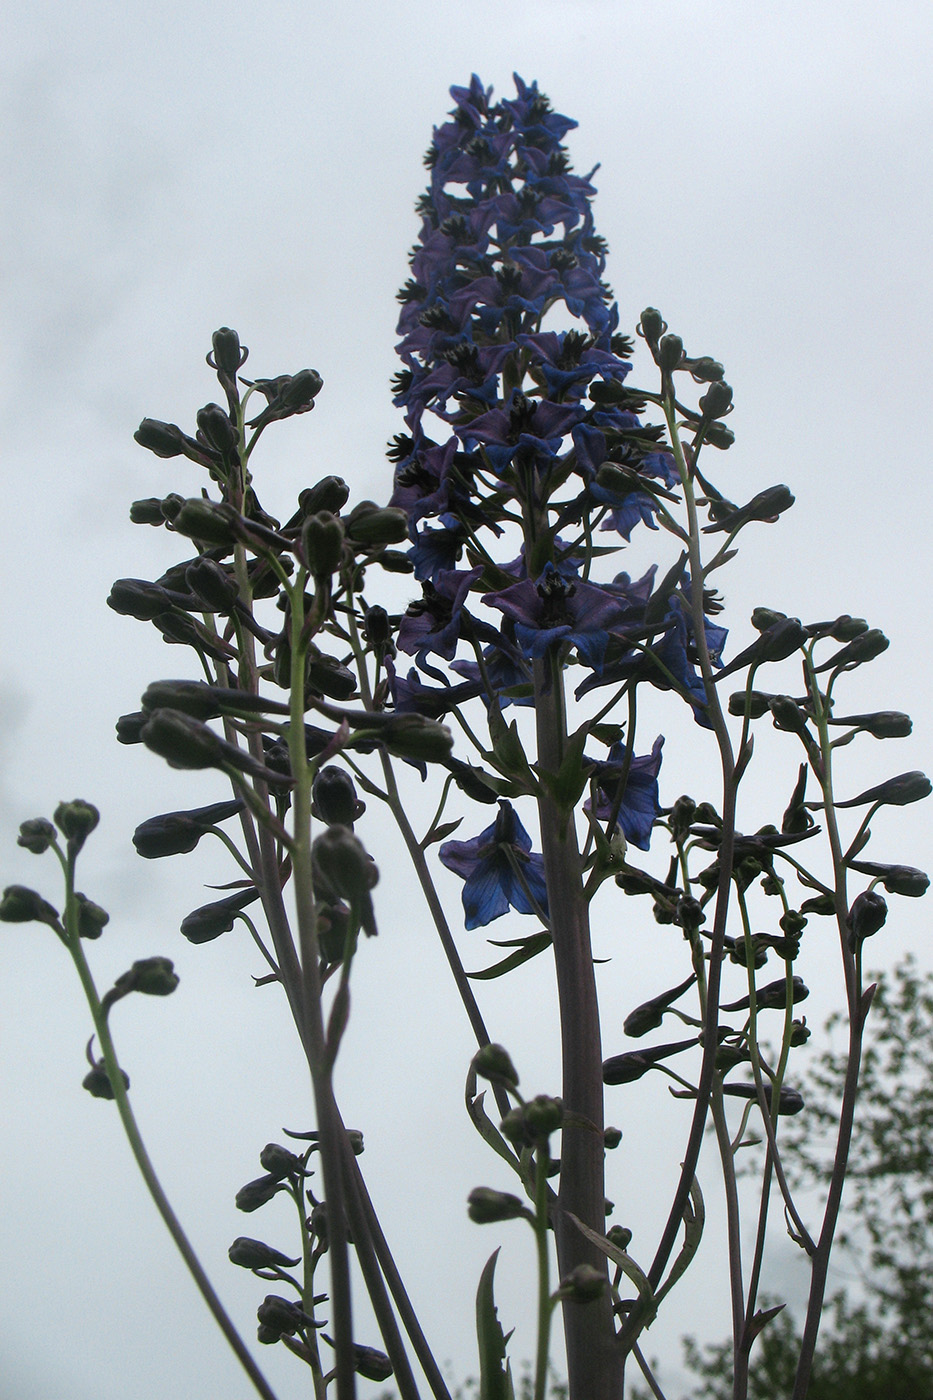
[727,690,774,719]
[699,380,733,420]
[75,893,109,940]
[118,956,179,996]
[638,308,666,348]
[703,422,735,449]
[836,771,931,809]
[140,709,226,770]
[228,1237,301,1270]
[171,499,242,547]
[817,628,889,672]
[300,476,350,515]
[134,418,193,458]
[132,799,243,858]
[363,605,392,649]
[523,1094,563,1139]
[0,885,61,927]
[185,558,240,612]
[181,888,259,943]
[835,711,912,740]
[54,800,100,854]
[467,1187,527,1223]
[846,890,888,949]
[657,334,684,374]
[847,861,929,898]
[259,1143,303,1179]
[769,696,810,734]
[379,714,454,763]
[302,511,345,577]
[688,356,724,383]
[473,1043,520,1089]
[607,1224,632,1249]
[306,649,358,701]
[377,549,415,574]
[236,1174,283,1213]
[83,1063,129,1099]
[210,327,247,376]
[352,1345,393,1382]
[829,615,869,641]
[559,1263,607,1302]
[196,403,239,459]
[256,1294,312,1337]
[789,1018,811,1046]
[604,1127,623,1150]
[141,680,222,721]
[312,767,362,827]
[129,497,166,526]
[116,712,147,744]
[17,818,57,854]
[108,578,175,620]
[345,502,410,547]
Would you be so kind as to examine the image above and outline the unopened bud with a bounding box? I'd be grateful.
[140,709,226,770]
[17,818,57,854]
[74,893,109,940]
[473,1043,520,1089]
[228,1237,300,1270]
[236,1175,283,1213]
[345,502,409,547]
[0,885,61,927]
[467,1187,527,1223]
[53,800,99,854]
[846,890,888,949]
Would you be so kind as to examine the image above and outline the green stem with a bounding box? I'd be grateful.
[533,1146,553,1400]
[61,885,278,1400]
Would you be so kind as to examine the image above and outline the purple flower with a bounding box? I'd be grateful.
[487,563,632,671]
[585,736,664,851]
[439,801,549,929]
[397,566,482,662]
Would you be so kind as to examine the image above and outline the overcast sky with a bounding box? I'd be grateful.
[2,3,932,1398]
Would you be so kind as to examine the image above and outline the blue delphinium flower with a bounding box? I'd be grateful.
[585,736,664,850]
[486,562,631,671]
[439,801,549,929]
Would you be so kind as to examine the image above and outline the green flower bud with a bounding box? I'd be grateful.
[473,1042,520,1089]
[467,1187,527,1224]
[829,615,869,641]
[703,422,735,449]
[236,1175,283,1213]
[185,558,240,612]
[789,1018,811,1046]
[657,334,684,374]
[74,893,109,940]
[53,800,99,854]
[140,709,226,770]
[118,957,179,996]
[559,1263,607,1302]
[312,767,362,827]
[181,889,259,943]
[83,1063,129,1099]
[751,607,787,632]
[228,1237,301,1270]
[727,690,774,719]
[500,1107,529,1148]
[171,498,242,547]
[141,680,222,721]
[209,327,247,377]
[638,307,666,348]
[353,1345,393,1383]
[17,818,57,854]
[688,356,724,383]
[377,549,414,574]
[255,1294,312,1338]
[129,497,166,526]
[834,711,912,740]
[816,628,889,672]
[134,418,193,459]
[846,890,888,949]
[306,648,358,701]
[302,511,345,577]
[848,861,929,897]
[363,605,391,649]
[603,1127,623,1150]
[722,1082,804,1115]
[259,1143,303,1179]
[769,696,810,734]
[699,380,733,420]
[133,799,243,859]
[523,1094,563,1139]
[299,476,351,516]
[0,885,61,927]
[606,1224,631,1249]
[836,771,932,809]
[668,795,697,837]
[196,403,239,459]
[116,712,146,745]
[345,502,410,547]
[379,714,454,763]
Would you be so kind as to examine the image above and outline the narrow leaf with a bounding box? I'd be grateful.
[467,932,553,980]
[476,1250,515,1400]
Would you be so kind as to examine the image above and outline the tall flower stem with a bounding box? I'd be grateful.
[533,655,622,1400]
[59,865,279,1400]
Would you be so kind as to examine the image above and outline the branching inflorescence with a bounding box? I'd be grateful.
[3,73,929,1400]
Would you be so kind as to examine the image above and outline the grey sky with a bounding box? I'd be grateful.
[2,3,932,1397]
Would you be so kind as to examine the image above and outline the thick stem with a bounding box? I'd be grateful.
[533,658,622,1400]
